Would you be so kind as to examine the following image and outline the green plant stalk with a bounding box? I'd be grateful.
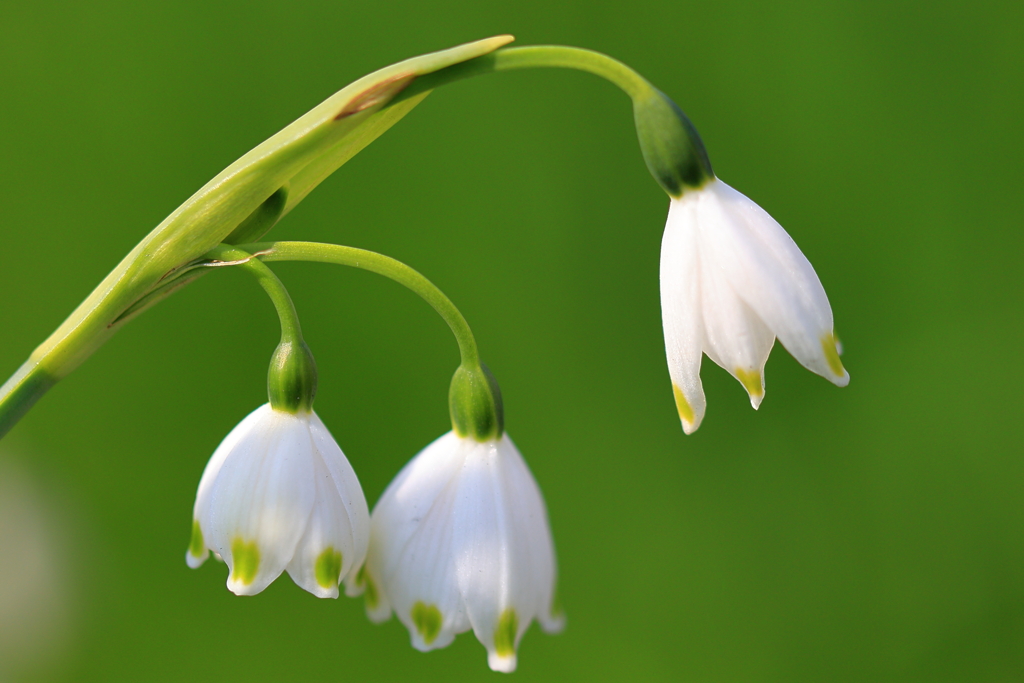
[230,242,501,440]
[0,36,512,440]
[0,41,700,438]
[206,245,318,413]
[394,45,714,195]
[234,242,479,367]
[397,44,651,101]
[206,246,305,344]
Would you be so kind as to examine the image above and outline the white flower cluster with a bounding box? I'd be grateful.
[187,405,560,673]
[185,174,847,675]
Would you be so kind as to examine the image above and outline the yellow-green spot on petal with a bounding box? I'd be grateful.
[188,519,204,558]
[494,608,518,658]
[230,538,260,586]
[821,333,846,376]
[357,566,379,610]
[734,368,764,399]
[411,601,442,645]
[315,547,343,589]
[672,384,695,424]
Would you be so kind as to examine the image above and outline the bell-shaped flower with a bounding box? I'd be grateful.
[660,178,849,434]
[346,431,563,673]
[186,403,370,598]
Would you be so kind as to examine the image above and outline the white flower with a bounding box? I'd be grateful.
[347,431,563,673]
[660,178,849,434]
[186,404,370,598]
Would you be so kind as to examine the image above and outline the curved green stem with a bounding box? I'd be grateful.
[0,42,694,439]
[205,245,304,345]
[396,45,713,195]
[204,245,317,413]
[235,241,481,368]
[397,45,655,102]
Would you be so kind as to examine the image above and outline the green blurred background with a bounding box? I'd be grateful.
[1,1,1022,681]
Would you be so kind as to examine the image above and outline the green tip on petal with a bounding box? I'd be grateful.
[821,333,846,377]
[494,608,519,658]
[672,384,695,425]
[230,538,260,586]
[411,601,443,645]
[357,566,380,610]
[315,548,343,589]
[734,368,764,402]
[188,520,205,559]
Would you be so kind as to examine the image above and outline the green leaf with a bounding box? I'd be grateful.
[27,35,515,382]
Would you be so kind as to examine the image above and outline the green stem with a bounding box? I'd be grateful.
[0,362,58,441]
[396,45,713,195]
[205,245,304,345]
[204,245,317,413]
[397,45,655,103]
[0,43,687,439]
[235,241,481,368]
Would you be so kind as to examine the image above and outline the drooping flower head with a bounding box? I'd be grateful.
[186,403,370,597]
[632,89,849,433]
[347,430,563,673]
[660,178,848,433]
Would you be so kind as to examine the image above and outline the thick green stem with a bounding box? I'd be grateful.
[0,362,58,441]
[236,241,481,368]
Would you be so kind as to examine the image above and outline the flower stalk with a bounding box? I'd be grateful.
[204,245,317,413]
[233,241,503,440]
[0,36,514,439]
[0,39,695,438]
[394,45,714,195]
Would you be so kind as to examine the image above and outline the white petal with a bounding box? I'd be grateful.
[303,412,370,581]
[660,197,707,433]
[344,561,392,623]
[452,434,554,672]
[702,180,849,386]
[695,225,775,408]
[368,432,470,648]
[187,404,268,567]
[284,447,354,599]
[495,436,563,635]
[202,406,316,596]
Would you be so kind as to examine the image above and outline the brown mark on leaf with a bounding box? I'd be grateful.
[334,72,416,121]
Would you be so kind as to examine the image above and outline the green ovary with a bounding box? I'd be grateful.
[494,608,519,658]
[230,538,260,585]
[188,520,205,558]
[315,547,343,588]
[411,601,443,645]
